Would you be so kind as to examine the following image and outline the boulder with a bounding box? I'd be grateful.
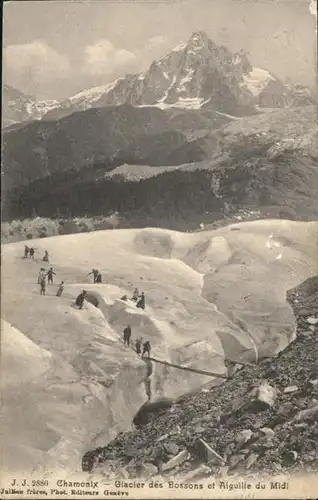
[271,462,283,473]
[293,423,308,430]
[235,382,278,414]
[162,450,190,472]
[123,447,139,458]
[194,424,206,434]
[259,427,275,440]
[228,454,245,469]
[294,405,318,423]
[140,462,158,479]
[216,466,230,478]
[306,317,318,325]
[298,331,313,338]
[277,402,294,416]
[197,438,225,465]
[284,385,299,394]
[235,429,253,447]
[255,382,277,407]
[245,453,259,470]
[282,450,298,465]
[164,442,179,455]
[157,433,169,442]
[181,464,211,482]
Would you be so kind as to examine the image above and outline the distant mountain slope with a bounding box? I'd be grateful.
[3,105,317,225]
[43,31,315,122]
[2,84,58,128]
[3,104,218,191]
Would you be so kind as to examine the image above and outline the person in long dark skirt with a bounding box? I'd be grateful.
[123,325,132,347]
[136,292,145,310]
[142,340,151,358]
[75,290,87,309]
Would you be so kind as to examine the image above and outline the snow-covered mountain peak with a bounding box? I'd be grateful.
[4,31,315,126]
[68,79,124,106]
[188,30,214,48]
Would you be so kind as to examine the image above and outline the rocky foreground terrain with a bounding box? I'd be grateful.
[83,275,318,480]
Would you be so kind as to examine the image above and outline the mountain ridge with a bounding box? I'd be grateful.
[2,84,58,128]
[3,31,316,127]
[43,31,315,121]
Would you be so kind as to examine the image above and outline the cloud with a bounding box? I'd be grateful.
[4,40,70,90]
[145,35,169,53]
[83,39,137,76]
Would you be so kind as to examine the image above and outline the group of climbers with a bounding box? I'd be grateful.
[38,266,63,296]
[23,245,152,356]
[36,249,62,296]
[123,325,151,358]
[24,245,35,259]
[120,288,146,310]
[131,287,146,310]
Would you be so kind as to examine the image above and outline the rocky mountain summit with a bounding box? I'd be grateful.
[4,31,314,128]
[83,275,318,480]
[44,31,315,122]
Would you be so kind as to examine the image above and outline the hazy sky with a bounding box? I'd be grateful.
[3,0,317,100]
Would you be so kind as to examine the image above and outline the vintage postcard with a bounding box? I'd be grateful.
[1,0,317,498]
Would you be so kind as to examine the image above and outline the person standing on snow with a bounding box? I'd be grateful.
[95,272,102,284]
[43,250,49,263]
[46,267,56,285]
[123,325,132,347]
[136,292,145,310]
[56,281,64,297]
[142,340,151,358]
[88,269,99,283]
[24,245,30,258]
[40,276,46,296]
[75,290,87,310]
[38,268,46,284]
[135,337,142,356]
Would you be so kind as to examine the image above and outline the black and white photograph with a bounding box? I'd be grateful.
[1,0,317,498]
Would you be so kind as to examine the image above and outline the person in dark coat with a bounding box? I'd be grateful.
[95,272,102,283]
[29,248,35,259]
[38,268,46,284]
[136,292,145,310]
[56,281,64,297]
[135,337,142,356]
[40,277,46,296]
[88,269,99,283]
[76,290,87,309]
[43,250,49,262]
[46,267,56,285]
[123,325,132,347]
[24,245,30,258]
[142,341,151,358]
